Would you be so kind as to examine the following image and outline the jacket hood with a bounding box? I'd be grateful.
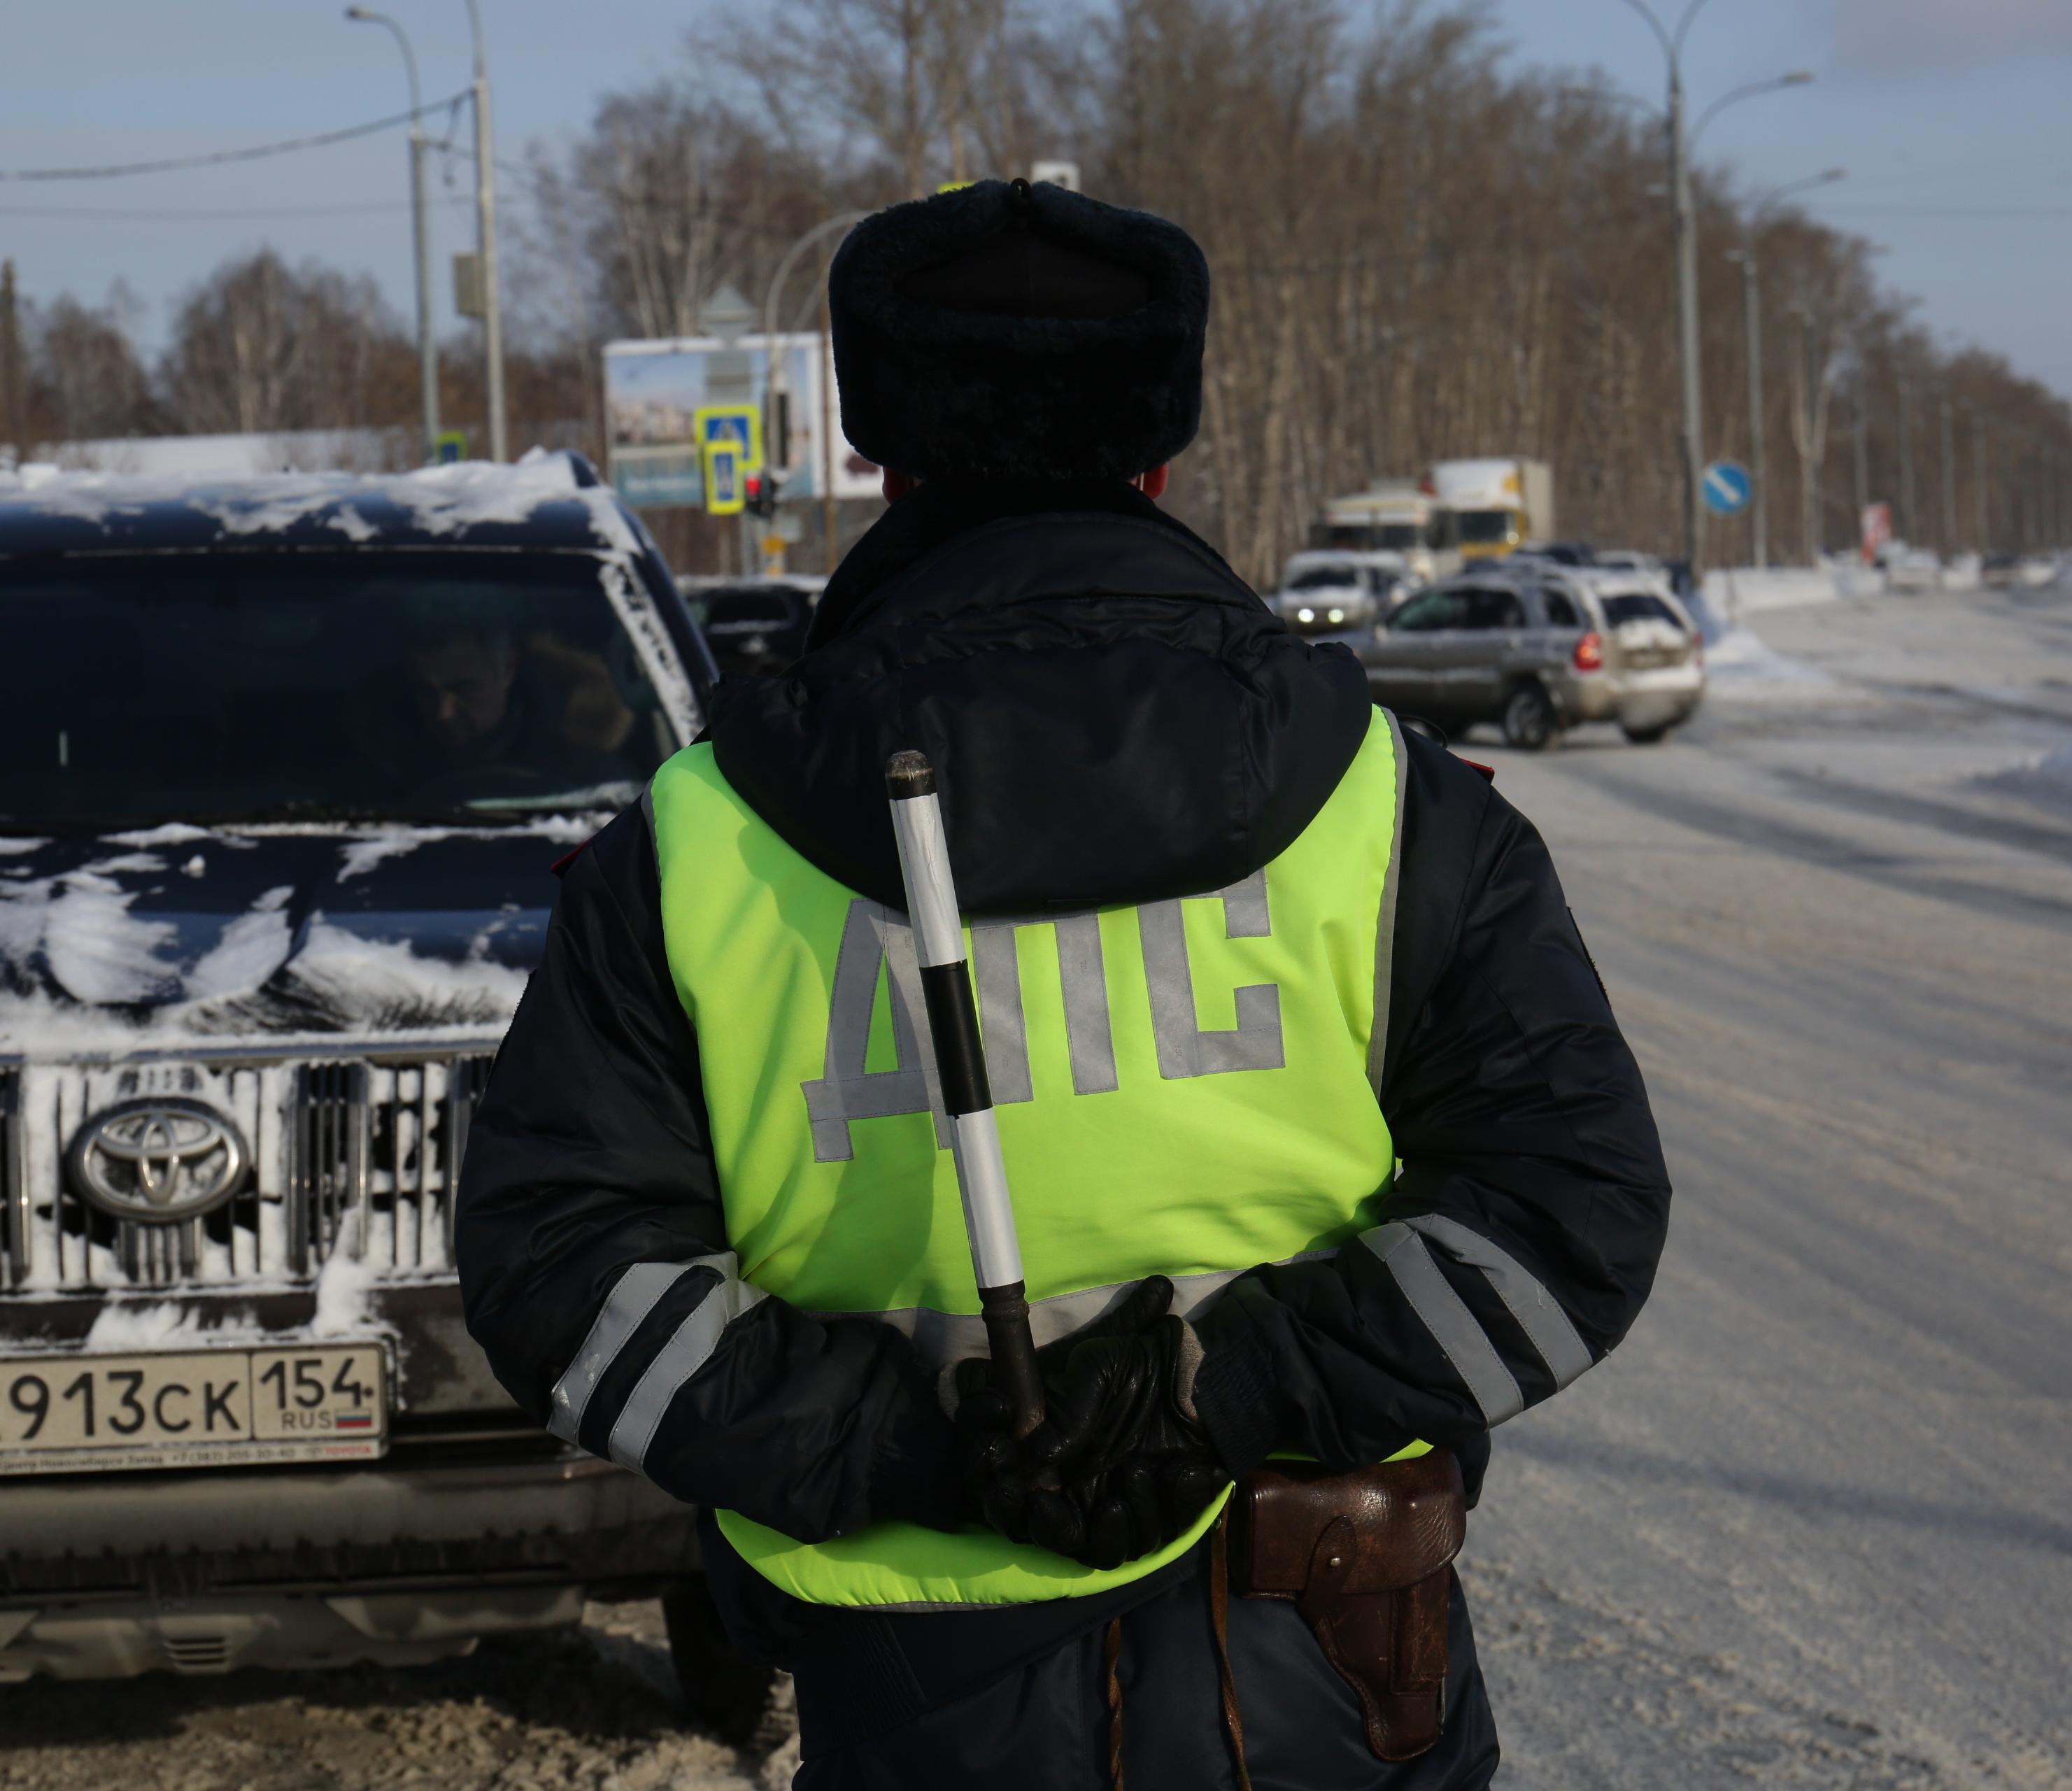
[709,482,1372,914]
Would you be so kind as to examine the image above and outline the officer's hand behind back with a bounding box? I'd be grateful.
[955,1280,1225,1571]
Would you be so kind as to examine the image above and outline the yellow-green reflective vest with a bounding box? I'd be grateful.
[650,707,1411,1608]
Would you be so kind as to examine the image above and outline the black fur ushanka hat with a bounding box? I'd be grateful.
[827,178,1210,483]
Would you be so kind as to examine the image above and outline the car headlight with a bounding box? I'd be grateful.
[1328,607,1345,624]
[1298,607,1314,623]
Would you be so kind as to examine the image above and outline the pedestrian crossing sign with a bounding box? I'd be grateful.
[695,404,763,476]
[704,440,746,515]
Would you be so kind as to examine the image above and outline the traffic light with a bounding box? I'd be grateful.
[743,472,781,519]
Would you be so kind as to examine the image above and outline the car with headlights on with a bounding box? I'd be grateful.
[0,453,772,1731]
[1271,549,1412,642]
[1361,565,1704,749]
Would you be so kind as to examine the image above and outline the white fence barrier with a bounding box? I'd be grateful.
[1702,566,1845,619]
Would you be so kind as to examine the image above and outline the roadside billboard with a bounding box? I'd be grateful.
[602,333,879,509]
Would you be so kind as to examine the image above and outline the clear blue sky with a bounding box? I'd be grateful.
[2,1,2069,394]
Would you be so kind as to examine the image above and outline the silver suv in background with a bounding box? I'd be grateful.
[1362,565,1704,749]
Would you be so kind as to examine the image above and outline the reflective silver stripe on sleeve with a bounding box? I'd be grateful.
[607,1252,769,1471]
[1363,1222,1524,1426]
[548,1259,694,1443]
[1404,1212,1595,1389]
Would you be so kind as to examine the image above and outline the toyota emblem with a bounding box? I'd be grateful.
[67,1098,249,1224]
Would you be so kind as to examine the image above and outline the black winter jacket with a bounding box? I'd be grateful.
[455,480,1671,1624]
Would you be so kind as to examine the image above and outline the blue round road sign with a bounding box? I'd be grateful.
[1701,460,1752,516]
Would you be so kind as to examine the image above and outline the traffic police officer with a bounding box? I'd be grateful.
[457,178,1672,1788]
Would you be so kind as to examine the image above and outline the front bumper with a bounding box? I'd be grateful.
[0,1450,700,1679]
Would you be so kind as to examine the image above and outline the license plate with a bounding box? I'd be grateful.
[0,1344,387,1475]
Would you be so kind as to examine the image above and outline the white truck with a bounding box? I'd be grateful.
[1429,458,1555,562]
[1310,478,1459,588]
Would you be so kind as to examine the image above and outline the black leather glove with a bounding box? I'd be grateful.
[956,1281,1226,1569]
[947,1274,1177,1431]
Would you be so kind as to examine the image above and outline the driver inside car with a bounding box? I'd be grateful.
[350,617,636,802]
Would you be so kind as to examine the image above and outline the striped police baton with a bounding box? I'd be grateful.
[884,750,1047,1441]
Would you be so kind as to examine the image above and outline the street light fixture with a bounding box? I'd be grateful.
[345,6,438,462]
[1726,168,1846,567]
[462,0,506,462]
[1690,72,1815,153]
[1607,0,1815,575]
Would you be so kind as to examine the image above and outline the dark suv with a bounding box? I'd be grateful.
[0,454,753,1710]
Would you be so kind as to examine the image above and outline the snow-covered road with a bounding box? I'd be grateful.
[1467,582,2072,1788]
[3,583,2067,1790]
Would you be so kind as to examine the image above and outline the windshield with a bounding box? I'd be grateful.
[1,550,681,832]
[1289,565,1363,591]
[1600,593,1683,629]
[1390,590,1466,632]
[1456,509,1517,546]
[704,591,800,627]
[1311,521,1420,552]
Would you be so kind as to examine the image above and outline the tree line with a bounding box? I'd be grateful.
[0,250,579,464]
[5,0,2068,581]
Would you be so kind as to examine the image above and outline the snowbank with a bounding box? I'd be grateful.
[1701,625,1843,701]
[1983,743,2072,814]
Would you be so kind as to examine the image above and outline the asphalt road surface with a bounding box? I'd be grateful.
[1463,582,2072,1791]
[1,582,2066,1790]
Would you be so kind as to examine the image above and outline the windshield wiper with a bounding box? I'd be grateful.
[464,781,641,814]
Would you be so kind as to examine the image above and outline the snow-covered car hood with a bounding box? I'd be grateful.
[0,819,591,1057]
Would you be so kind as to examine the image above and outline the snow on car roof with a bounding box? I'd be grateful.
[0,448,643,558]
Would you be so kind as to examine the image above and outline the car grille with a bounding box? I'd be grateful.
[292,1056,496,1278]
[0,1050,497,1293]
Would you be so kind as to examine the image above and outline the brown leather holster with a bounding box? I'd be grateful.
[1227,1450,1467,1762]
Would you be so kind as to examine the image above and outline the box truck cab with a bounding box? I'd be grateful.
[1310,479,1459,588]
[1430,458,1554,562]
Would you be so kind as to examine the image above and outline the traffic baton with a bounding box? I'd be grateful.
[884,750,1046,1441]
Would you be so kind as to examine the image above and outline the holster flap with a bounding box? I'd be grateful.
[1230,1451,1466,1599]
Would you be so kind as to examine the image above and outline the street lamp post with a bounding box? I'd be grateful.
[1852,353,1871,549]
[1897,379,1915,546]
[1726,250,1766,566]
[1940,392,1958,551]
[1974,411,1990,551]
[1608,0,1812,575]
[1727,169,1844,572]
[1791,304,1822,562]
[462,0,506,462]
[346,6,438,460]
